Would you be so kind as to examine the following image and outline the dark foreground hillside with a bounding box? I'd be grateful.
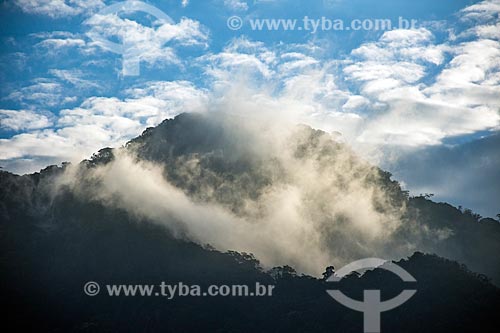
[1,198,499,332]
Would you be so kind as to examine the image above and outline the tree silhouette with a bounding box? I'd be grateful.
[322,266,335,280]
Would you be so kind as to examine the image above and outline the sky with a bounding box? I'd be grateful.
[0,0,499,217]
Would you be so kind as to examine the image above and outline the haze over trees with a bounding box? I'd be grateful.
[1,113,499,332]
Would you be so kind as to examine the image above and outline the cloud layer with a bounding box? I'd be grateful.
[56,114,417,275]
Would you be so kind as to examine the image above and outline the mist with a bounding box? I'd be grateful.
[52,102,427,276]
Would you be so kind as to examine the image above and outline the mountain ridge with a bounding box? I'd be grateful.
[1,112,499,280]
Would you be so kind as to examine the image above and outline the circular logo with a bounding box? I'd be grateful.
[84,281,101,296]
[326,258,417,333]
[227,16,243,30]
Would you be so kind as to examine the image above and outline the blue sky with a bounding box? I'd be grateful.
[0,0,499,216]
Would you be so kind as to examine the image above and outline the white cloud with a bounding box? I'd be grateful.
[431,40,500,89]
[30,31,77,40]
[341,20,500,148]
[472,22,500,40]
[12,0,105,18]
[32,32,95,56]
[345,61,426,84]
[0,110,53,131]
[0,129,84,161]
[351,28,447,65]
[461,0,500,22]
[196,39,363,141]
[224,0,249,11]
[36,38,86,49]
[84,14,208,70]
[0,52,28,72]
[344,28,446,102]
[357,98,500,146]
[29,31,96,58]
[0,81,209,173]
[380,28,434,45]
[342,95,369,111]
[278,52,319,73]
[48,69,100,89]
[5,80,75,108]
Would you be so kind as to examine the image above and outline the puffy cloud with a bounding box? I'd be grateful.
[31,31,96,56]
[36,38,86,49]
[200,38,276,82]
[357,99,499,146]
[427,39,500,104]
[196,37,362,139]
[344,61,426,87]
[473,22,500,40]
[352,28,447,65]
[0,110,53,131]
[0,81,209,174]
[2,71,101,118]
[460,0,500,22]
[4,80,75,108]
[48,69,100,89]
[342,12,500,148]
[0,129,86,162]
[84,14,208,70]
[11,0,105,18]
[224,0,249,11]
[342,95,369,111]
[346,28,447,95]
[278,52,319,73]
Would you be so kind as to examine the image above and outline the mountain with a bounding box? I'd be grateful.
[1,112,500,332]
